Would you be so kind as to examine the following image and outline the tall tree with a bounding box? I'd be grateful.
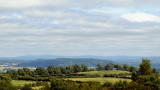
[131,58,160,89]
[139,58,152,75]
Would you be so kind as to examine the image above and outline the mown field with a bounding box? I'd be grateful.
[77,70,131,77]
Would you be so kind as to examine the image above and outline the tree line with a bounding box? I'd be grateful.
[6,62,137,79]
[2,58,160,90]
[97,63,137,72]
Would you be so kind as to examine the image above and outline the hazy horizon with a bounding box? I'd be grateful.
[0,0,160,57]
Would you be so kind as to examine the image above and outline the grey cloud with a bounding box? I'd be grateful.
[1,0,160,10]
[106,0,160,6]
[0,1,160,56]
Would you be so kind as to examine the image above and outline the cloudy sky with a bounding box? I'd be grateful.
[0,0,160,57]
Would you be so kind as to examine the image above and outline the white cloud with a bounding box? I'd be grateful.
[121,12,160,23]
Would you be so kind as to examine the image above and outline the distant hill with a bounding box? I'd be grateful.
[1,55,160,68]
[0,55,160,63]
[16,58,112,67]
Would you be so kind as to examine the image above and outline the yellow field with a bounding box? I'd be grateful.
[65,77,132,84]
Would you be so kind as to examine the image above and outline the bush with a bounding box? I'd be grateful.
[21,84,32,90]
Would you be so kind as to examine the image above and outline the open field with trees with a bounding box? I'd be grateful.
[0,58,159,90]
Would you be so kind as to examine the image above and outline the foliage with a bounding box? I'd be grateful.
[97,64,104,71]
[50,79,79,90]
[139,58,152,75]
[0,74,17,90]
[21,84,32,90]
[104,63,114,70]
[123,64,130,71]
[35,67,49,77]
[131,58,160,89]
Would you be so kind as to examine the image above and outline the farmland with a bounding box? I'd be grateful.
[77,70,131,77]
[11,80,36,87]
[65,77,131,84]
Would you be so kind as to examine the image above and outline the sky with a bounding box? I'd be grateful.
[0,0,160,57]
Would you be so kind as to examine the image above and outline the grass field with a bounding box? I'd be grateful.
[12,80,44,90]
[65,77,132,84]
[11,80,36,87]
[77,70,131,77]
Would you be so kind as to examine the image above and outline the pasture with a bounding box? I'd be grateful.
[65,77,132,84]
[77,70,131,77]
[11,80,36,87]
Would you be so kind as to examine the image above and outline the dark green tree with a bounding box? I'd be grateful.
[81,65,88,72]
[152,68,159,74]
[6,70,18,76]
[34,67,49,77]
[114,64,122,70]
[73,65,82,73]
[0,75,16,90]
[129,66,137,72]
[47,65,55,75]
[97,64,104,71]
[66,65,74,74]
[104,63,114,70]
[54,67,61,74]
[131,58,160,89]
[123,64,130,71]
[139,58,152,75]
[18,69,26,76]
[23,68,31,75]
[60,67,67,74]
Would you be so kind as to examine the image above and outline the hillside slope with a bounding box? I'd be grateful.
[16,58,112,67]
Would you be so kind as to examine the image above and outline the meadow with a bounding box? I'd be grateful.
[12,80,44,90]
[65,77,131,84]
[77,70,131,77]
[11,80,36,87]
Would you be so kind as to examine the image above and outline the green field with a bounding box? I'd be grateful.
[11,71,131,88]
[11,80,36,87]
[65,77,131,84]
[77,70,131,77]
